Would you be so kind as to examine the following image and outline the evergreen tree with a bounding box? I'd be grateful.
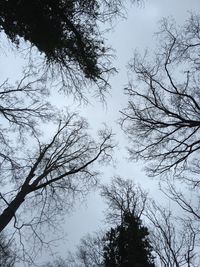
[103,212,155,267]
[0,0,132,90]
[65,178,155,267]
[0,0,103,79]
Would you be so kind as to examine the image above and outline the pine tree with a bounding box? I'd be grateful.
[103,212,155,267]
[0,1,102,80]
[0,0,128,87]
[65,178,156,267]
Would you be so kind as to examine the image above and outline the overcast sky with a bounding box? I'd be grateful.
[50,0,200,263]
[1,0,200,266]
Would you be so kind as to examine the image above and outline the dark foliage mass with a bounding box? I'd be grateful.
[65,178,155,267]
[0,1,99,78]
[101,178,154,267]
[45,177,200,266]
[0,0,119,87]
[103,212,155,267]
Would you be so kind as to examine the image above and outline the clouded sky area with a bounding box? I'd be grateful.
[54,0,200,262]
[1,0,200,265]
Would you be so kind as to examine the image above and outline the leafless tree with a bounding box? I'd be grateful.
[120,14,200,248]
[101,176,148,224]
[160,179,200,222]
[0,112,114,258]
[121,13,200,178]
[66,233,105,267]
[0,72,51,130]
[0,70,114,264]
[0,70,53,175]
[146,201,200,267]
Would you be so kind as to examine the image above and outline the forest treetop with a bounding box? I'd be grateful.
[0,0,136,98]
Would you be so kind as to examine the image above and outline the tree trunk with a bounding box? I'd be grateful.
[0,189,27,232]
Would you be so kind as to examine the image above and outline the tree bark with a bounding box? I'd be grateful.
[0,189,27,232]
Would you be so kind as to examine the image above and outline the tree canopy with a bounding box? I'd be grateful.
[45,177,200,267]
[101,178,154,267]
[120,15,200,264]
[0,72,114,263]
[121,14,200,178]
[0,1,103,78]
[0,0,134,97]
[64,178,155,267]
[2,2,200,266]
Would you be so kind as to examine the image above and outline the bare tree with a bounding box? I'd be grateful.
[146,201,200,267]
[0,71,114,263]
[160,179,200,222]
[0,112,114,233]
[120,14,200,248]
[101,176,148,224]
[66,233,105,267]
[121,13,200,178]
[50,177,200,267]
[0,69,54,175]
[0,72,51,131]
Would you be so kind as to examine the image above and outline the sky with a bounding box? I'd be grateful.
[1,0,200,266]
[49,0,200,263]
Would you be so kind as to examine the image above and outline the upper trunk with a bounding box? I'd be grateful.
[0,189,27,232]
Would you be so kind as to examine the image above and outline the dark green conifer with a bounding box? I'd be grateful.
[103,212,155,267]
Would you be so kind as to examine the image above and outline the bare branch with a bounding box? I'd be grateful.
[101,176,147,224]
[146,201,200,267]
[121,14,200,179]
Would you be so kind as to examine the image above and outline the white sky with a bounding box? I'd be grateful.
[51,0,200,263]
[1,0,200,265]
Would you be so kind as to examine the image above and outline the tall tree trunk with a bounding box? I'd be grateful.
[0,189,27,232]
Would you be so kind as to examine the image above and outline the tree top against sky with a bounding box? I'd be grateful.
[0,0,136,98]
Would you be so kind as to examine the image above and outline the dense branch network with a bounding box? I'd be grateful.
[0,113,114,231]
[121,14,200,176]
[146,201,199,267]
